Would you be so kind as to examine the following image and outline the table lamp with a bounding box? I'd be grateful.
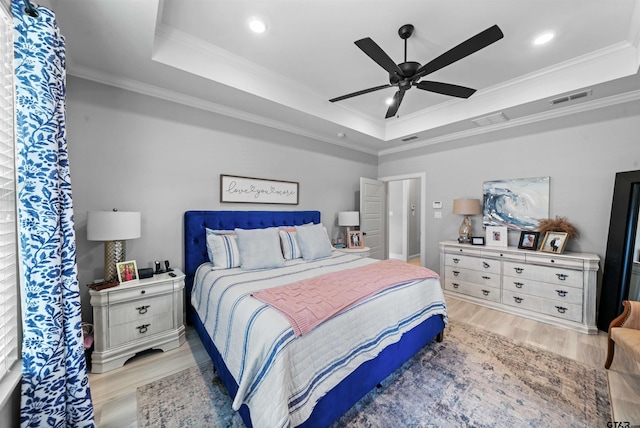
[338,211,360,245]
[452,199,481,243]
[87,209,141,281]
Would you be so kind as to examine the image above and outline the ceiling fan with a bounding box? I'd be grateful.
[329,24,504,119]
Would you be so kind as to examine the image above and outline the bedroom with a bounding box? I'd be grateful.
[3,0,640,426]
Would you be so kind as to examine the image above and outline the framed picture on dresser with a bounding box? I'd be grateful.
[518,231,540,250]
[540,232,568,254]
[485,226,508,247]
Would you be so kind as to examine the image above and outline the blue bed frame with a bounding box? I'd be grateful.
[183,210,445,427]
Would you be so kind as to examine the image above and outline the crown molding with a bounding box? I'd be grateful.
[67,65,379,156]
[379,88,640,156]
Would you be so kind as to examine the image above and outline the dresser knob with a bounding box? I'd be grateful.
[452,270,460,276]
[482,289,490,296]
[482,262,490,269]
[482,276,491,280]
[514,282,524,288]
[136,305,150,314]
[514,296,523,304]
[452,283,460,289]
[556,273,568,281]
[555,306,567,314]
[140,290,146,294]
[514,267,524,274]
[556,290,567,297]
[136,324,150,334]
[453,258,460,263]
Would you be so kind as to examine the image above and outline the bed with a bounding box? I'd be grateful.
[184,210,447,427]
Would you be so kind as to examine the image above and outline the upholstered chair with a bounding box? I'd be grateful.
[605,300,640,369]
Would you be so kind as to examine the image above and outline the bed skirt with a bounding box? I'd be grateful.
[189,304,445,427]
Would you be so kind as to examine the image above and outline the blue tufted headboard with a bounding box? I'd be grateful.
[183,210,321,322]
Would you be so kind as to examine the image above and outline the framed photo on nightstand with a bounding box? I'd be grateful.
[347,231,364,249]
[116,260,138,283]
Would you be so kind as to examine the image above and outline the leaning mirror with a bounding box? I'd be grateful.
[597,170,640,330]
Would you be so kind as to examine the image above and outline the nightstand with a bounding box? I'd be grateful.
[89,270,186,373]
[334,246,371,257]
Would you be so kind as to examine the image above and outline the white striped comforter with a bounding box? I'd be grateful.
[191,251,447,428]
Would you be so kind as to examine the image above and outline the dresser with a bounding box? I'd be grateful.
[439,241,600,334]
[89,270,186,373]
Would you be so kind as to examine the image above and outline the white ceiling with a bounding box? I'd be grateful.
[41,0,640,154]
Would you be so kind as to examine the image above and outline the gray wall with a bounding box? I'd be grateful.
[379,99,640,282]
[66,76,378,322]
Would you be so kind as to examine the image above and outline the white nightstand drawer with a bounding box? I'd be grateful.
[503,261,582,288]
[503,275,583,305]
[109,313,175,348]
[107,281,176,304]
[108,293,174,327]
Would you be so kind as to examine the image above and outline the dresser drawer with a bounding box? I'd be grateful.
[108,293,174,327]
[503,275,583,305]
[445,278,501,303]
[525,254,584,269]
[503,261,582,288]
[109,312,175,348]
[503,290,582,323]
[445,254,500,274]
[445,266,500,287]
[107,281,176,304]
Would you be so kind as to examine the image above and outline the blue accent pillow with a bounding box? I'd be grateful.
[235,227,284,270]
[205,228,240,269]
[295,223,333,261]
[279,230,301,260]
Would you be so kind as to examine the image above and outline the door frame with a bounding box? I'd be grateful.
[378,172,426,266]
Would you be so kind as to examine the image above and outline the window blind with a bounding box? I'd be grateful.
[0,2,18,386]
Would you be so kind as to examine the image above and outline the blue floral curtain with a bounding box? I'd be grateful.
[13,0,95,426]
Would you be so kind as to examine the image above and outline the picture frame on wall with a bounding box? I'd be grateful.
[485,226,508,247]
[539,231,568,254]
[518,231,540,250]
[347,231,364,249]
[220,174,299,205]
[116,260,138,283]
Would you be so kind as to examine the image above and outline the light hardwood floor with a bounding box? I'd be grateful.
[88,297,640,427]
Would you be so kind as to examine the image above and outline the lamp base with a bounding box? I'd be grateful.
[457,237,472,244]
[458,215,473,242]
[104,240,126,281]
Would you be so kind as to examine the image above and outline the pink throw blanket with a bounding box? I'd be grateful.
[252,259,439,337]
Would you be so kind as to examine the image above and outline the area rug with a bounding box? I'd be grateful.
[137,321,611,427]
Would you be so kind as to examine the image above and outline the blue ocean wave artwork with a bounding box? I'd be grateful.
[483,177,550,230]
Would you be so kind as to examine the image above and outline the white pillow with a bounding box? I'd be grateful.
[205,228,240,269]
[295,223,333,261]
[235,228,284,270]
[279,230,302,260]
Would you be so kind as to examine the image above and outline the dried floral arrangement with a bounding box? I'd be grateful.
[537,216,580,239]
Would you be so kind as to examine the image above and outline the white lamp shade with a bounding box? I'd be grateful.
[338,211,360,227]
[452,199,481,215]
[87,211,141,241]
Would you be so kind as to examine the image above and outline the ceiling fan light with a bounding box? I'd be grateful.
[385,97,394,105]
[248,17,267,34]
[533,32,554,46]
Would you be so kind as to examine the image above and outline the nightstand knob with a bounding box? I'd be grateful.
[136,305,150,314]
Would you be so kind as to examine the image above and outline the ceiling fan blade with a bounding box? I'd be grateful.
[329,84,392,103]
[416,81,476,98]
[385,89,406,118]
[415,25,503,78]
[355,37,404,77]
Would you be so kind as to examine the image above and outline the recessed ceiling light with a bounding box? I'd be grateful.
[248,17,267,34]
[533,32,554,46]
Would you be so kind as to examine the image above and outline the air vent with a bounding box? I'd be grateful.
[550,89,592,105]
[402,135,418,142]
[472,112,509,127]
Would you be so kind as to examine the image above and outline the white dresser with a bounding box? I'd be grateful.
[89,270,186,373]
[439,241,600,334]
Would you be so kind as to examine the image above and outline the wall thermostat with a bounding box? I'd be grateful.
[432,201,442,209]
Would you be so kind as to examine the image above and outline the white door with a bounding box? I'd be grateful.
[360,177,386,259]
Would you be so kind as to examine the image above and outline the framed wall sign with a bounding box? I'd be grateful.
[220,174,299,205]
